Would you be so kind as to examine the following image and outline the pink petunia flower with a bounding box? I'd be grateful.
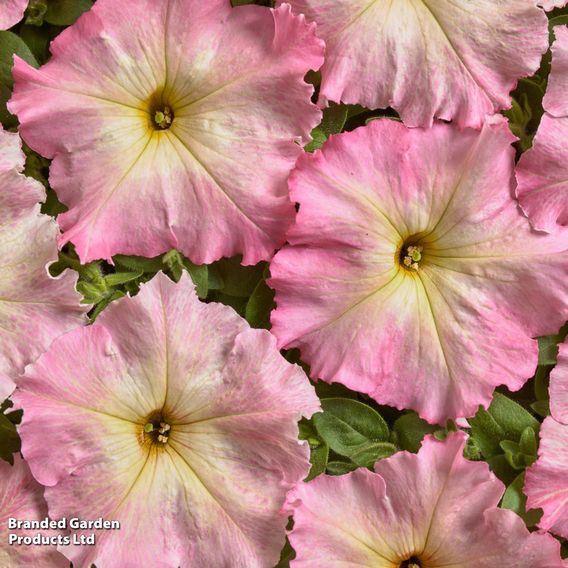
[269,118,568,424]
[279,0,549,128]
[14,273,319,567]
[0,0,27,30]
[0,126,85,401]
[525,343,568,538]
[517,26,568,232]
[0,455,68,567]
[9,0,324,264]
[287,432,562,567]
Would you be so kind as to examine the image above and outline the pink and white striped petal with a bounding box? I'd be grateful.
[9,0,324,264]
[0,127,85,400]
[14,273,319,568]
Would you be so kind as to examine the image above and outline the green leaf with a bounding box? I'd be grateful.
[162,250,184,282]
[539,337,560,366]
[319,103,348,137]
[304,104,348,152]
[206,264,224,290]
[487,454,518,486]
[245,278,275,329]
[89,290,125,321]
[0,31,38,125]
[326,460,358,476]
[469,393,539,458]
[44,0,93,26]
[213,257,264,297]
[306,442,329,481]
[0,412,20,465]
[183,259,208,299]
[19,25,51,64]
[519,427,537,457]
[304,127,326,153]
[349,441,397,467]
[113,254,163,273]
[530,399,550,417]
[393,412,438,453]
[103,271,143,287]
[501,472,542,527]
[313,398,390,465]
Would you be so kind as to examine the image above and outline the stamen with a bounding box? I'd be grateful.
[402,245,423,271]
[154,107,173,129]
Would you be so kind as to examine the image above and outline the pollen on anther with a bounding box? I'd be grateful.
[403,245,423,271]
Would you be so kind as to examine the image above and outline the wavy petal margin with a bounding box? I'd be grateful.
[0,455,68,567]
[270,119,568,423]
[288,432,561,567]
[14,273,319,568]
[9,0,324,264]
[280,0,548,127]
[517,26,568,232]
[0,127,86,400]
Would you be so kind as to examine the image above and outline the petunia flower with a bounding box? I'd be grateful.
[0,455,68,567]
[287,432,562,567]
[0,0,27,30]
[516,26,568,232]
[525,342,568,538]
[0,126,85,401]
[269,118,568,423]
[279,0,549,128]
[9,0,324,264]
[14,273,319,568]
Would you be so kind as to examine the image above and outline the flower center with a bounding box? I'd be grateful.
[400,557,422,568]
[147,89,175,131]
[142,411,173,446]
[154,107,173,130]
[399,239,424,272]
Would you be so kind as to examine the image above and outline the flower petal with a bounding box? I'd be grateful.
[551,342,568,423]
[270,119,568,422]
[0,127,85,400]
[525,416,568,539]
[0,0,27,30]
[9,0,324,264]
[14,273,318,567]
[517,26,568,232]
[280,0,548,127]
[288,432,561,567]
[0,455,68,567]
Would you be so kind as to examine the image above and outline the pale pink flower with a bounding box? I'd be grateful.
[0,455,68,567]
[517,26,568,232]
[270,118,568,423]
[288,432,562,567]
[14,273,319,568]
[279,0,548,128]
[0,126,85,401]
[9,0,324,264]
[0,0,27,30]
[525,343,568,538]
